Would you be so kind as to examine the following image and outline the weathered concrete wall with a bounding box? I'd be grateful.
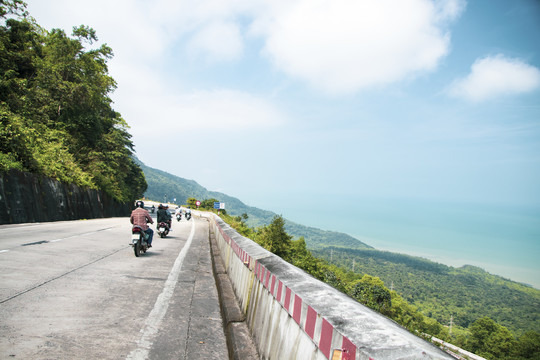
[210,215,456,360]
[0,170,131,224]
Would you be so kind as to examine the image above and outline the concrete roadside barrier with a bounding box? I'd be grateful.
[210,214,456,360]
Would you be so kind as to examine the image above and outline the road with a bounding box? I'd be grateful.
[0,214,228,359]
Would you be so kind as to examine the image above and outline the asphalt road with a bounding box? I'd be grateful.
[0,214,228,359]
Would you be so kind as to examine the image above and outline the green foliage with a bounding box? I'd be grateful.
[514,331,540,360]
[468,317,517,359]
[312,247,540,335]
[289,237,325,280]
[0,0,27,18]
[348,275,392,314]
[200,198,219,209]
[219,212,256,239]
[285,221,373,250]
[256,215,293,260]
[0,1,146,201]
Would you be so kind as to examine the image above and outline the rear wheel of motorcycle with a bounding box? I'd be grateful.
[134,239,141,257]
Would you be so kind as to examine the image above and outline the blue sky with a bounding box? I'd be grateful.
[25,1,540,284]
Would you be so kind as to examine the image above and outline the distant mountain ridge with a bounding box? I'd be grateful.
[136,159,373,250]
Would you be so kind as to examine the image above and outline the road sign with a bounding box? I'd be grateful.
[214,202,225,209]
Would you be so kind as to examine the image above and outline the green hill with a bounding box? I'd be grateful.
[312,246,540,335]
[137,159,372,250]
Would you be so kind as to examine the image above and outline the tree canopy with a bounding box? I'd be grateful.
[0,1,146,202]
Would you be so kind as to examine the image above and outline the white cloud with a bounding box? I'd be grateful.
[27,0,466,96]
[186,21,244,62]
[448,55,540,102]
[253,0,465,94]
[116,88,285,139]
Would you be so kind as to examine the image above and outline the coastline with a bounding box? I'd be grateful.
[278,197,540,290]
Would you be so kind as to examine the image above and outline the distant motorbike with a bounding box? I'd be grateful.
[131,225,149,257]
[157,221,170,238]
[185,212,191,220]
[176,213,181,221]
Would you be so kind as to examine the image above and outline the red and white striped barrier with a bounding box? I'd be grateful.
[211,215,454,360]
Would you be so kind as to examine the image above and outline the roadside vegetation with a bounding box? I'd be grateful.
[209,207,540,360]
[0,0,146,202]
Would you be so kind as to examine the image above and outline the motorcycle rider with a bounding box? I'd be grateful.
[157,204,172,231]
[164,204,172,229]
[130,200,154,247]
[175,206,182,219]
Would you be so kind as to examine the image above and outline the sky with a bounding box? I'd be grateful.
[24,1,540,285]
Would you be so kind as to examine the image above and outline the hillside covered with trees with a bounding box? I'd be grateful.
[219,212,540,360]
[0,0,146,202]
[139,159,372,249]
[312,247,540,336]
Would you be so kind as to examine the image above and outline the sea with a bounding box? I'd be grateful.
[274,196,540,289]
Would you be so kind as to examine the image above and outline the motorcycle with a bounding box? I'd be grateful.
[185,212,191,220]
[131,225,149,257]
[176,213,181,221]
[157,221,170,238]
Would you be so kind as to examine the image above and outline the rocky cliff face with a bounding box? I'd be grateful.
[0,170,131,224]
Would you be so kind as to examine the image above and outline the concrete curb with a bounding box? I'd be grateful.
[208,225,259,360]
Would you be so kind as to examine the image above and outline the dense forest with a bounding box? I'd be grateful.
[0,0,146,202]
[311,247,540,335]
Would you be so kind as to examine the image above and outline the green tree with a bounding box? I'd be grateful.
[513,331,540,360]
[468,317,516,359]
[200,198,219,209]
[349,275,392,313]
[257,215,293,260]
[324,268,346,293]
[187,197,197,208]
[290,236,325,280]
[0,1,146,201]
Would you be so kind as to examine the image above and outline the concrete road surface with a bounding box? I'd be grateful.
[0,215,228,359]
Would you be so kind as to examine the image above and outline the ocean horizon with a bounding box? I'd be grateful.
[275,196,540,290]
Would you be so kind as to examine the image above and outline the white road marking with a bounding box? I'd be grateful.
[0,250,9,254]
[126,219,196,360]
[49,227,115,243]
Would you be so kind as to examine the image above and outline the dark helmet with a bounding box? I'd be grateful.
[136,200,144,208]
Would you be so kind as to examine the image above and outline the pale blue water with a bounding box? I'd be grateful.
[274,197,540,289]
